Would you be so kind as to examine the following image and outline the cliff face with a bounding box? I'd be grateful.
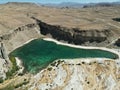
[0,17,117,51]
[0,23,41,53]
[36,19,110,45]
[115,38,120,47]
[0,23,37,41]
[0,43,9,79]
[0,3,120,47]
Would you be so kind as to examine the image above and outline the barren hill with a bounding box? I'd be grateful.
[0,3,120,48]
[0,3,120,32]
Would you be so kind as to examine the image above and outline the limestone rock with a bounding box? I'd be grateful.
[28,59,120,90]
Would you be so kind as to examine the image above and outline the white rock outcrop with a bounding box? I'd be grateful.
[28,59,120,90]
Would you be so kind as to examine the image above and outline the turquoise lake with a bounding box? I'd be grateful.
[10,39,118,73]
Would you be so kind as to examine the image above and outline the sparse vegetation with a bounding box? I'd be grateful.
[112,18,120,22]
[0,77,3,83]
[47,67,52,71]
[14,81,29,88]
[50,61,56,66]
[0,80,29,90]
[0,84,14,90]
[6,55,19,78]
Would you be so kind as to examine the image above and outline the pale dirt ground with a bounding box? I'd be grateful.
[0,3,120,35]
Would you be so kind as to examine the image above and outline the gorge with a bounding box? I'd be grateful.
[0,2,120,90]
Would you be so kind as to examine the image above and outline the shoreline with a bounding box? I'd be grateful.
[15,57,24,74]
[14,38,37,50]
[9,37,120,59]
[11,37,120,75]
[10,37,120,63]
[43,38,120,59]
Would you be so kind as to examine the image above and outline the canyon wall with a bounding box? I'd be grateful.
[35,18,111,45]
[0,18,115,53]
[115,38,120,47]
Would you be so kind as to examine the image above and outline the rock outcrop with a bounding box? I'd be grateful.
[0,43,8,60]
[115,38,120,47]
[27,59,120,90]
[34,18,110,45]
[0,23,41,53]
[0,17,112,49]
[0,43,9,80]
[0,23,39,42]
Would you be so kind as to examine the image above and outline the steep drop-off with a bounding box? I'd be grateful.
[33,18,111,45]
[0,23,41,53]
[0,16,117,53]
[115,38,120,47]
[0,43,9,80]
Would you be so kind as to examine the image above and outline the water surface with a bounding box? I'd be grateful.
[10,39,118,73]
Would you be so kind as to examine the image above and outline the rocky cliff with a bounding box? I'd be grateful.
[0,23,41,53]
[0,43,9,80]
[0,18,114,50]
[115,38,120,47]
[33,18,110,46]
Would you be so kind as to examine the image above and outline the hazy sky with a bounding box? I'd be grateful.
[0,0,119,4]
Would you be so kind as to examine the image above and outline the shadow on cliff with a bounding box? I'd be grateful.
[31,17,109,45]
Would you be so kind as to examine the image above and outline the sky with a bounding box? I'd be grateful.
[0,0,119,4]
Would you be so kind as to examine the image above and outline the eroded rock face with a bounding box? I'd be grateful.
[0,43,9,80]
[28,59,120,90]
[0,58,8,80]
[0,23,38,42]
[0,23,41,53]
[36,19,110,45]
[115,39,120,47]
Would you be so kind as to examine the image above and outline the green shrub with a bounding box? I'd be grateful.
[6,55,19,78]
[14,81,29,88]
[0,85,14,90]
[0,77,3,83]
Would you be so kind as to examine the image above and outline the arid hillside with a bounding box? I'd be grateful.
[0,2,120,33]
[0,2,120,48]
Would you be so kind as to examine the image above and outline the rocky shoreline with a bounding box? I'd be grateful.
[44,38,120,59]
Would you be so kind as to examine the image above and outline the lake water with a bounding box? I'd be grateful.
[10,39,118,73]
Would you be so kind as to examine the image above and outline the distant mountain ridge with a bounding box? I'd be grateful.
[41,2,85,8]
[41,1,120,8]
[1,1,120,8]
